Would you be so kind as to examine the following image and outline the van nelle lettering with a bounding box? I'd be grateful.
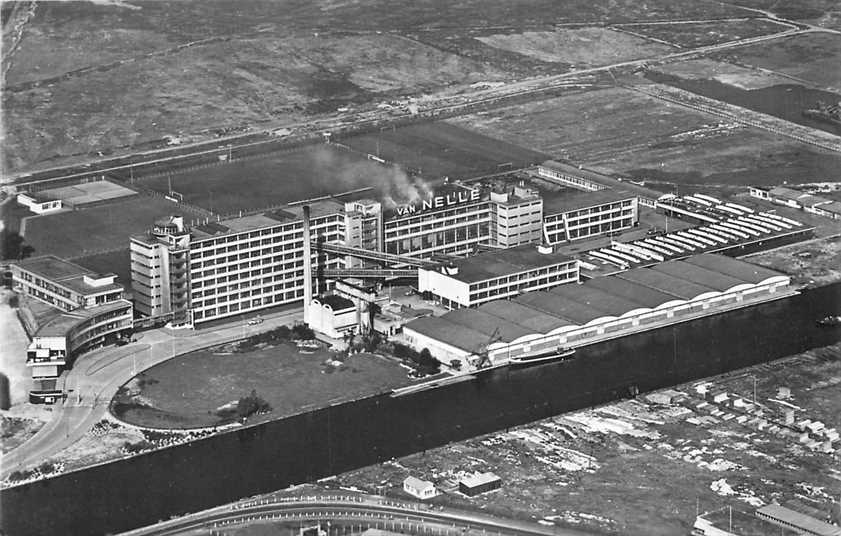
[397,190,479,215]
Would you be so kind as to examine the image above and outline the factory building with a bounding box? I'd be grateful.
[536,160,662,208]
[11,256,133,402]
[403,254,792,366]
[131,203,345,327]
[307,295,357,338]
[130,180,657,327]
[542,190,639,244]
[459,472,502,496]
[750,186,841,221]
[417,244,579,309]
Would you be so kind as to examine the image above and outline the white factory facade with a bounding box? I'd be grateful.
[131,180,641,327]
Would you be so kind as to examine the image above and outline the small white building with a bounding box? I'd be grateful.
[17,192,63,214]
[307,295,357,339]
[403,476,436,500]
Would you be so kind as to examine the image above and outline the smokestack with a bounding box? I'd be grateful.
[302,205,313,325]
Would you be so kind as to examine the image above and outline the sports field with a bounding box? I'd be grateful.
[23,196,177,259]
[37,179,136,207]
[342,122,550,180]
[137,145,426,215]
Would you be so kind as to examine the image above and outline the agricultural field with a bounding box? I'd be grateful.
[589,127,841,191]
[112,342,411,429]
[712,32,841,91]
[717,0,841,28]
[22,195,177,259]
[615,18,791,49]
[447,86,714,163]
[653,58,794,90]
[475,28,674,68]
[341,122,549,181]
[450,84,841,191]
[333,345,841,536]
[137,144,434,215]
[2,0,755,174]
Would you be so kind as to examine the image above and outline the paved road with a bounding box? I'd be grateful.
[0,307,303,479]
[119,493,599,536]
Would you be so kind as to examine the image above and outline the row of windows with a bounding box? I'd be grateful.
[385,212,490,240]
[193,289,304,321]
[467,275,574,304]
[469,265,577,291]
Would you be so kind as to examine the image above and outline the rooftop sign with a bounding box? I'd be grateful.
[396,189,480,216]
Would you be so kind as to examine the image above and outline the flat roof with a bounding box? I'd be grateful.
[440,244,574,284]
[317,294,354,311]
[542,188,634,215]
[756,504,841,536]
[16,255,91,281]
[444,308,534,343]
[649,261,746,292]
[460,472,501,487]
[540,160,662,200]
[818,200,841,214]
[515,291,610,324]
[14,255,122,295]
[403,476,434,490]
[478,300,574,332]
[190,199,343,240]
[682,254,783,284]
[615,267,716,300]
[35,300,131,338]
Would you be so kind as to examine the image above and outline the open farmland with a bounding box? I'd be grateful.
[653,58,796,90]
[341,122,550,180]
[333,345,841,536]
[136,144,431,215]
[448,86,714,162]
[475,28,674,68]
[1,0,754,174]
[22,196,177,259]
[589,126,841,191]
[711,32,841,92]
[615,18,791,49]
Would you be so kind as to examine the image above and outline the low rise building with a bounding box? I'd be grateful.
[459,472,502,496]
[11,256,133,402]
[537,160,661,208]
[403,476,437,500]
[307,295,357,339]
[404,254,792,365]
[16,192,63,214]
[417,243,579,309]
[755,504,841,536]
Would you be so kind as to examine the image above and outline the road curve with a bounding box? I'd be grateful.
[119,494,600,536]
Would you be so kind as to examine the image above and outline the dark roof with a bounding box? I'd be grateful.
[515,291,610,324]
[682,254,784,284]
[649,261,745,292]
[441,244,574,284]
[403,315,492,353]
[443,308,533,342]
[756,504,841,536]
[16,255,90,281]
[478,300,573,332]
[317,294,355,311]
[550,283,650,312]
[584,275,679,308]
[615,268,716,300]
[542,188,634,215]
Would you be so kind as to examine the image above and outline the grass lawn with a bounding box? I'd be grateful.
[23,196,177,258]
[343,122,550,180]
[138,145,402,215]
[111,342,413,429]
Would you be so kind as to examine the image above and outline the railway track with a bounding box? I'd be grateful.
[120,494,591,536]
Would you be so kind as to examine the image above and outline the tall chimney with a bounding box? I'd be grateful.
[302,205,313,325]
